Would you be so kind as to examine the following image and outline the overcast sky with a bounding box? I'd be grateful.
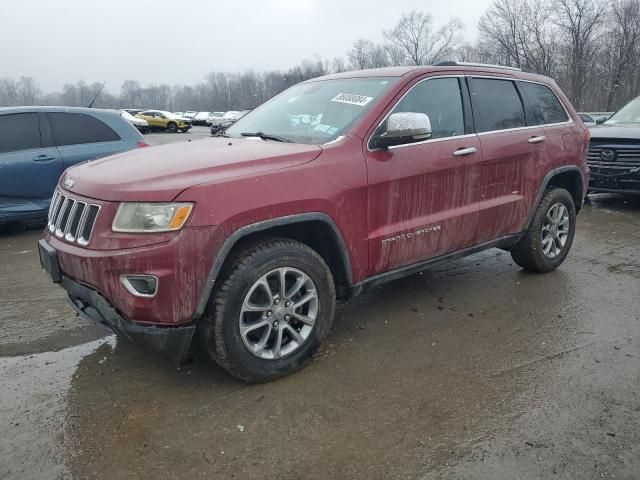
[1,0,493,92]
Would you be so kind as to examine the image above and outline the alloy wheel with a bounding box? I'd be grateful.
[541,202,570,259]
[239,267,318,360]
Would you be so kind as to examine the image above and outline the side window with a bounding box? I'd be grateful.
[518,82,569,125]
[390,77,465,140]
[470,78,526,132]
[0,113,41,153]
[47,113,121,146]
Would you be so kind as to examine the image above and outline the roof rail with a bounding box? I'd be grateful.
[434,61,522,72]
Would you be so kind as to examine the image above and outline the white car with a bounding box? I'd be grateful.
[182,111,198,120]
[206,111,226,125]
[192,111,211,126]
[120,110,150,133]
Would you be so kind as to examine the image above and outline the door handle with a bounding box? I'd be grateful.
[453,147,477,157]
[528,135,546,144]
[32,154,56,162]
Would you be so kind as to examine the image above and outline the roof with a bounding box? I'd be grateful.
[307,65,553,84]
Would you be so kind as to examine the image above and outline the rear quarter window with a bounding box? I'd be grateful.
[518,82,569,125]
[0,113,41,153]
[47,112,120,146]
[470,78,526,133]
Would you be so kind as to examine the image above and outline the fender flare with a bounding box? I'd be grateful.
[525,165,584,230]
[193,212,353,319]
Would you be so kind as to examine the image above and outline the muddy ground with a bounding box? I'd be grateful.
[1,128,639,479]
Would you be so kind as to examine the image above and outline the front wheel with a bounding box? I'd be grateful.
[510,187,576,272]
[200,239,336,382]
[166,122,178,133]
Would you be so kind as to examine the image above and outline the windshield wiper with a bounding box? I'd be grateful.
[241,132,291,143]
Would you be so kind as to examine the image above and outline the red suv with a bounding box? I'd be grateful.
[39,63,589,381]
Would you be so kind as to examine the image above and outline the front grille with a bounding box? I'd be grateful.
[587,144,640,174]
[47,189,100,245]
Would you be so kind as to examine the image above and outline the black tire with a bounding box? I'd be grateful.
[510,187,576,273]
[200,238,336,382]
[180,128,189,133]
[166,122,178,133]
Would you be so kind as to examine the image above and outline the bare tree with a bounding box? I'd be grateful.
[384,11,463,65]
[479,0,558,75]
[554,0,607,109]
[602,0,640,109]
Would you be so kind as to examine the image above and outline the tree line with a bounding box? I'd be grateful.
[1,0,639,113]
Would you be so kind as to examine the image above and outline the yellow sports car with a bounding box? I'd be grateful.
[136,110,192,133]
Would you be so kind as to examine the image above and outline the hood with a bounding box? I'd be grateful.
[590,123,640,141]
[60,137,322,202]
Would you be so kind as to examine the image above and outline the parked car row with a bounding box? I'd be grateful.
[120,108,250,132]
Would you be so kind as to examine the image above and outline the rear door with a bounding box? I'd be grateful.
[469,77,546,244]
[46,112,124,168]
[365,76,482,275]
[0,112,63,217]
[518,80,577,204]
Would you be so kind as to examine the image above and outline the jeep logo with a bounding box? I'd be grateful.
[600,149,616,162]
[64,178,75,189]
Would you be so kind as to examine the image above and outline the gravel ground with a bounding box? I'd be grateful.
[0,131,638,479]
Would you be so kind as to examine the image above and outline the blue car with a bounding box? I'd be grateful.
[0,106,147,223]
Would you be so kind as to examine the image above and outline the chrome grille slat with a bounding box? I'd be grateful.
[56,199,76,237]
[65,202,86,242]
[54,197,70,234]
[47,188,100,246]
[78,205,100,246]
[49,194,65,232]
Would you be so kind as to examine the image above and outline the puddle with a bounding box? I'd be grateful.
[0,336,116,479]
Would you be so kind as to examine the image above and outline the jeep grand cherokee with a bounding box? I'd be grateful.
[39,63,589,382]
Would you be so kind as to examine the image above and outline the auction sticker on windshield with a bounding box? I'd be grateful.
[331,93,373,107]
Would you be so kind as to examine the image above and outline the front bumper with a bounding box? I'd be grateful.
[39,238,197,360]
[64,274,196,361]
[588,173,640,194]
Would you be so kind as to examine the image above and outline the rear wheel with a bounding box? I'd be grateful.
[200,239,336,382]
[510,188,576,272]
[166,122,178,133]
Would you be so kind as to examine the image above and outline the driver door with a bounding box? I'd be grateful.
[365,76,483,275]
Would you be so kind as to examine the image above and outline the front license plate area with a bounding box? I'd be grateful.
[38,240,62,283]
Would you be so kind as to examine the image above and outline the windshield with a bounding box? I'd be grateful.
[606,97,640,124]
[225,77,398,145]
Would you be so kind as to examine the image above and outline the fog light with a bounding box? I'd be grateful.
[121,275,158,297]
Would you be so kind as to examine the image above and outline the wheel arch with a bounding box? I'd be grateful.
[526,166,585,229]
[193,213,353,319]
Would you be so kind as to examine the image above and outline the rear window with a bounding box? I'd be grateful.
[470,78,526,133]
[0,113,41,153]
[47,112,120,146]
[518,82,569,125]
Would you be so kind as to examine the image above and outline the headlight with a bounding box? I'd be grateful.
[112,202,193,233]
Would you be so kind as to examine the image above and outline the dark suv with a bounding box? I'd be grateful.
[587,96,640,194]
[39,63,589,381]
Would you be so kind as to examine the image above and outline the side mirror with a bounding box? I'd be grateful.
[372,112,432,149]
[595,117,607,125]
